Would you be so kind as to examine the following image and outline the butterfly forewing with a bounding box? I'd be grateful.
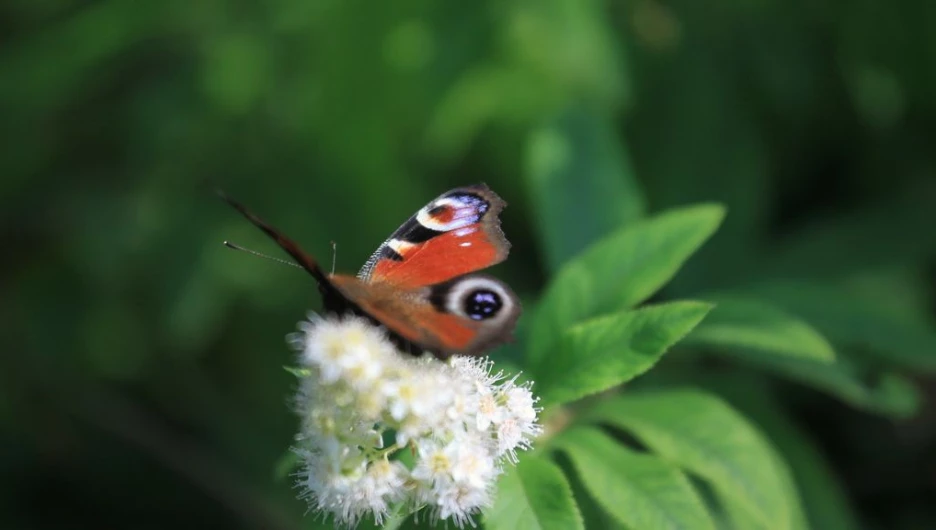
[357,184,510,288]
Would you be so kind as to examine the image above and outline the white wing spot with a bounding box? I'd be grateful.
[388,239,416,254]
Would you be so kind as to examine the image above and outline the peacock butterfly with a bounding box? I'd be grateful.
[219,184,521,359]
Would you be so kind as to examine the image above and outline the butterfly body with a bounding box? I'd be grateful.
[221,185,520,359]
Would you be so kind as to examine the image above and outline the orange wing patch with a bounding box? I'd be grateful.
[370,228,501,289]
[358,185,510,288]
[329,275,480,354]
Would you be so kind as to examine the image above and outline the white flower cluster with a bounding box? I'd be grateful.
[288,315,541,528]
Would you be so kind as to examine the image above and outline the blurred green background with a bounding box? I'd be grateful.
[2,1,935,529]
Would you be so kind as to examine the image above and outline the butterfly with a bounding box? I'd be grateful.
[219,184,521,359]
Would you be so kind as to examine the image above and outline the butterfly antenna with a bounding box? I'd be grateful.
[223,241,303,269]
[215,189,331,285]
[330,241,338,275]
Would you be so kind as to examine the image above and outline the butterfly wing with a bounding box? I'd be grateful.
[357,184,510,289]
[220,188,521,359]
[331,273,521,358]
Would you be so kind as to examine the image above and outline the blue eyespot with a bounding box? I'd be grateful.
[464,289,502,320]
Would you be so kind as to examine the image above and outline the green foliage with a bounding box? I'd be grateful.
[554,427,715,530]
[685,296,835,363]
[751,281,936,372]
[3,1,935,529]
[485,457,584,530]
[721,350,921,419]
[525,105,645,272]
[532,301,712,406]
[584,390,804,530]
[527,204,724,362]
[700,379,861,530]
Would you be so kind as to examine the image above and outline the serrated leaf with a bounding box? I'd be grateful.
[485,457,583,530]
[525,106,645,273]
[528,204,724,363]
[586,389,798,530]
[554,427,715,530]
[684,295,835,362]
[557,458,627,530]
[533,302,712,407]
[702,377,860,530]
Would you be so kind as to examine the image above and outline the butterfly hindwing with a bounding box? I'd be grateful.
[330,273,520,358]
[357,184,510,289]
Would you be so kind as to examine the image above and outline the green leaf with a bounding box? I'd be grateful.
[719,495,769,530]
[554,427,715,530]
[751,280,936,372]
[701,377,860,530]
[485,457,584,530]
[684,285,923,417]
[768,443,809,530]
[586,389,798,530]
[525,106,645,273]
[557,459,627,530]
[721,349,920,418]
[533,302,713,407]
[528,204,725,363]
[684,295,836,363]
